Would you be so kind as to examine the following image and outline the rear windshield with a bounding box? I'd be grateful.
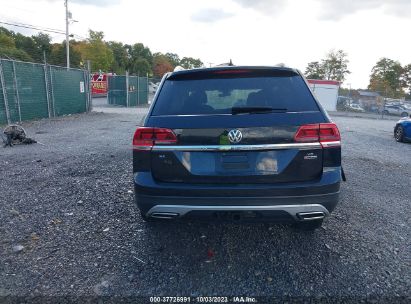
[152,74,319,115]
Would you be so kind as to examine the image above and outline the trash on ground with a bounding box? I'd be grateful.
[2,125,37,147]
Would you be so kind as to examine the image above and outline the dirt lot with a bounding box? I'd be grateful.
[0,108,410,302]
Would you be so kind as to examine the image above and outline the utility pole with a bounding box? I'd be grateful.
[65,0,70,69]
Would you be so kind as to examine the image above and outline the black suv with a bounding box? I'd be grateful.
[133,66,342,230]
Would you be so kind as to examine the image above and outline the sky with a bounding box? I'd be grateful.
[0,0,410,88]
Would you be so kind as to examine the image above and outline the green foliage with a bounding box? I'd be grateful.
[304,49,350,81]
[130,58,151,75]
[0,47,32,61]
[322,50,350,81]
[0,26,204,76]
[153,53,174,77]
[304,61,324,79]
[402,64,411,94]
[49,42,82,68]
[107,41,128,74]
[165,53,180,67]
[368,58,404,98]
[0,33,15,49]
[180,57,203,69]
[78,30,114,71]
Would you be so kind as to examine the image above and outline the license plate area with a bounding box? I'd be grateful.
[219,153,250,170]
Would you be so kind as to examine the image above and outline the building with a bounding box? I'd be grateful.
[307,79,340,111]
[355,90,381,111]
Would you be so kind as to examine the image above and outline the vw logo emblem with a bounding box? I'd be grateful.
[228,129,242,144]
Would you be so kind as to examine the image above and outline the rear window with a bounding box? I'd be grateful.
[152,73,319,116]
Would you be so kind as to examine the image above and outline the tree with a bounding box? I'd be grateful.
[49,42,81,68]
[153,54,173,77]
[304,49,350,81]
[304,61,324,79]
[368,58,404,98]
[32,33,52,62]
[130,58,151,75]
[165,52,180,67]
[0,31,32,61]
[128,43,152,65]
[402,64,411,95]
[321,49,350,81]
[14,33,38,61]
[180,57,203,69]
[76,30,114,71]
[0,33,15,49]
[0,47,32,61]
[107,41,128,74]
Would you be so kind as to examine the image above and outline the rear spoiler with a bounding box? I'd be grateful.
[167,67,300,80]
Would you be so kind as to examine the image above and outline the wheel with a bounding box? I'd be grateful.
[401,112,408,117]
[293,219,323,231]
[382,110,389,115]
[395,125,404,142]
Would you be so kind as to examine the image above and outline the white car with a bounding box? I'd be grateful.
[348,104,365,112]
[383,105,409,117]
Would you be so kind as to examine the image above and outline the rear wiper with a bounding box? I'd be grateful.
[231,106,287,115]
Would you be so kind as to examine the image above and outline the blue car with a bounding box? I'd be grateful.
[394,115,411,142]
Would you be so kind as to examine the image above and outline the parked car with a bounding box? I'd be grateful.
[394,115,411,142]
[347,103,365,112]
[383,105,409,117]
[133,66,342,230]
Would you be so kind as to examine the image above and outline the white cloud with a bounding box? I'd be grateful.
[191,9,234,23]
[46,0,122,6]
[233,0,286,15]
[315,0,411,20]
[1,0,410,88]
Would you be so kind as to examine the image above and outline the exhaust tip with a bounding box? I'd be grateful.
[297,211,325,221]
[150,212,179,219]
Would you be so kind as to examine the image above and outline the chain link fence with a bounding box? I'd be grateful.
[107,74,149,107]
[0,58,91,125]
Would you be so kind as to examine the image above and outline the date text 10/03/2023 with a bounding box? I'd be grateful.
[149,296,257,303]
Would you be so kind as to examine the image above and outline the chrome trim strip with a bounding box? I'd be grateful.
[147,204,329,220]
[321,141,341,148]
[133,146,152,150]
[150,142,322,151]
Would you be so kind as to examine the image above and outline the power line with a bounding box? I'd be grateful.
[0,21,65,35]
[0,20,86,40]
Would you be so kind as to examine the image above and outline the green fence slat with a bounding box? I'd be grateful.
[15,61,49,121]
[0,61,7,124]
[108,76,127,106]
[50,66,87,116]
[107,75,148,107]
[0,59,89,124]
[128,76,138,106]
[138,76,148,105]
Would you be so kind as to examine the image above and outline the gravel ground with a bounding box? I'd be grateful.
[0,109,410,303]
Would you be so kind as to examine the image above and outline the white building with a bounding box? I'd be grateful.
[307,79,340,111]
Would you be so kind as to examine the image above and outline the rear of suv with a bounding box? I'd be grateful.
[133,66,342,230]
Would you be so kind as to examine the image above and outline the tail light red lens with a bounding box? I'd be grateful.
[133,127,177,150]
[294,123,340,148]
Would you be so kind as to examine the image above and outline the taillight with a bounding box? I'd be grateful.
[132,127,177,150]
[294,123,340,148]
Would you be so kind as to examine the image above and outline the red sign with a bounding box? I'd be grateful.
[91,73,108,96]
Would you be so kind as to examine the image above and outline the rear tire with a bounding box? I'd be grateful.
[383,110,389,115]
[401,112,408,117]
[294,219,323,231]
[395,126,404,142]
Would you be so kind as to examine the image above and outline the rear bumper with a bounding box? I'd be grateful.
[134,167,341,221]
